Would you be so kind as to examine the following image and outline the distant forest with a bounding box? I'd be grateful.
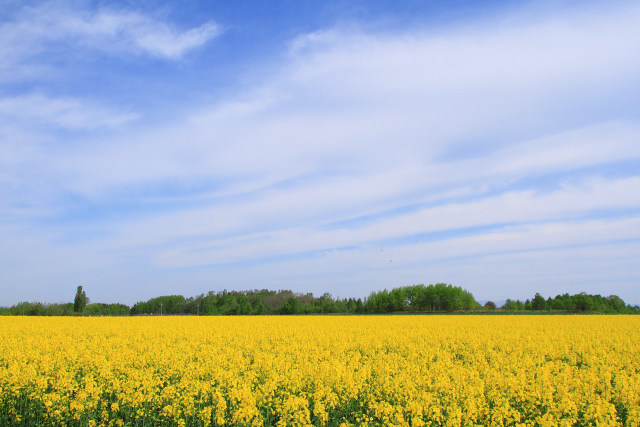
[2,283,639,316]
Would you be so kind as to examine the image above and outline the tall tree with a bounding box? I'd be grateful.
[73,286,88,313]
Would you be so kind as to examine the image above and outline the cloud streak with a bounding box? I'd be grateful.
[0,2,221,81]
[1,1,639,305]
[0,93,137,130]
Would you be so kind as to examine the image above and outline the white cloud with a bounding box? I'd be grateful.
[58,8,222,59]
[0,93,137,130]
[132,21,221,59]
[0,3,221,81]
[41,0,640,201]
[1,1,640,305]
[133,175,640,268]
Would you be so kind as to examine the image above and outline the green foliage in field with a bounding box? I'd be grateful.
[5,285,639,316]
[364,283,480,313]
[73,285,88,313]
[502,292,640,313]
[130,289,366,316]
[5,301,75,316]
[84,303,131,316]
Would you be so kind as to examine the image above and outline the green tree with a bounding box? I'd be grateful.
[364,283,479,313]
[605,295,626,313]
[531,293,548,311]
[483,301,496,310]
[502,299,525,311]
[281,297,300,315]
[201,291,219,315]
[73,286,88,313]
[252,299,265,315]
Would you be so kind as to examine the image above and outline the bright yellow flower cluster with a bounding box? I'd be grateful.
[1,315,639,426]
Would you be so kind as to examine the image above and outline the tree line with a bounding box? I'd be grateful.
[497,292,638,313]
[1,284,638,316]
[109,284,480,315]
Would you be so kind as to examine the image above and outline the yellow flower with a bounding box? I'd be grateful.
[0,315,638,426]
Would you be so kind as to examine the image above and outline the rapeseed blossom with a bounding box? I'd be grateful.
[1,316,638,426]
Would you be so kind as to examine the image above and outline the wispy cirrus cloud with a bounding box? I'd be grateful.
[0,2,221,81]
[52,7,221,59]
[0,93,137,130]
[1,1,640,305]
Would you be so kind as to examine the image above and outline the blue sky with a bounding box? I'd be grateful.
[1,0,639,306]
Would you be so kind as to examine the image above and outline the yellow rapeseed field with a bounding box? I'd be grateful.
[1,315,639,426]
